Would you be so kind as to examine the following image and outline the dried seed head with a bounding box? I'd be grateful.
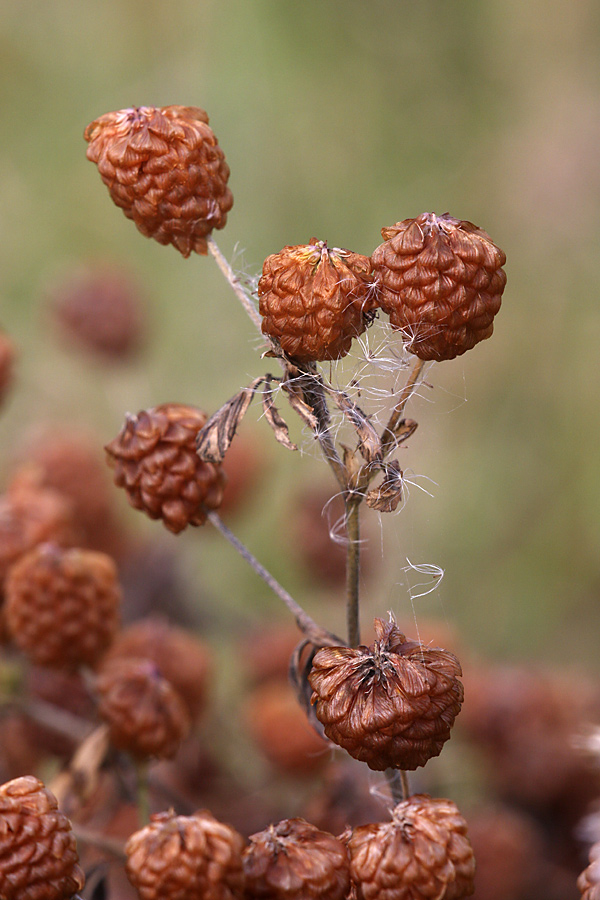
[348,795,475,900]
[105,403,226,534]
[4,542,121,669]
[244,817,350,900]
[96,657,190,760]
[85,105,233,256]
[49,264,146,361]
[258,240,376,361]
[102,617,211,721]
[308,617,463,770]
[578,841,600,900]
[0,775,85,900]
[125,808,245,900]
[371,212,506,361]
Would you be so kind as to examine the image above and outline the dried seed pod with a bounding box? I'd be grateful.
[125,808,245,900]
[308,617,463,770]
[105,403,226,534]
[102,617,211,721]
[0,329,16,407]
[578,841,600,899]
[85,105,233,257]
[4,542,120,669]
[49,264,146,361]
[348,795,475,900]
[0,775,85,900]
[258,239,376,361]
[244,817,350,900]
[96,657,190,760]
[371,212,506,361]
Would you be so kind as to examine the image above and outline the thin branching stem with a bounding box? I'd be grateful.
[206,510,321,635]
[345,498,362,647]
[386,768,411,805]
[381,358,426,455]
[299,372,347,492]
[136,759,150,827]
[72,825,127,862]
[207,236,263,332]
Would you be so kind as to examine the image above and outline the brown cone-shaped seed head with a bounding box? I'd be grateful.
[105,403,226,534]
[97,657,190,760]
[371,212,506,361]
[244,817,350,900]
[125,808,245,900]
[308,618,463,771]
[348,795,475,900]
[102,617,211,721]
[5,542,120,669]
[578,841,600,899]
[258,239,376,361]
[0,775,85,900]
[85,106,232,257]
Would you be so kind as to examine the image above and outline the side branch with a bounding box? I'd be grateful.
[207,236,264,333]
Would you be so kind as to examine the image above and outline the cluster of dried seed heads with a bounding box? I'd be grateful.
[308,617,464,771]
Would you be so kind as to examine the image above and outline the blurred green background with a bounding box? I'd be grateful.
[1,0,599,666]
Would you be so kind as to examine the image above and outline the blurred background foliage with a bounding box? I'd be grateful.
[0,0,599,667]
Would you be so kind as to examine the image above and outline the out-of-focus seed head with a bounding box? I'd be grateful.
[308,617,463,771]
[258,240,377,362]
[49,264,146,361]
[4,542,121,669]
[0,775,85,900]
[105,403,226,534]
[371,212,506,361]
[102,617,211,721]
[0,330,16,408]
[85,105,233,257]
[96,657,190,760]
[348,794,475,900]
[125,808,245,900]
[578,841,600,900]
[243,817,350,900]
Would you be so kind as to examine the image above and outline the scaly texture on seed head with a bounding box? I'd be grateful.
[4,542,120,669]
[105,403,226,534]
[125,809,245,900]
[348,794,475,900]
[0,776,85,900]
[258,239,377,361]
[308,618,463,770]
[371,212,506,361]
[85,105,233,256]
[243,817,350,900]
[97,657,191,760]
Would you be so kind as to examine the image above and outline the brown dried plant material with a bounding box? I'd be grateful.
[5,542,121,669]
[125,809,245,900]
[49,264,146,361]
[105,403,226,534]
[0,776,85,900]
[102,617,211,721]
[0,330,16,407]
[578,841,600,900]
[348,795,475,900]
[258,239,376,361]
[243,817,350,900]
[308,617,463,771]
[371,212,506,361]
[85,106,233,257]
[96,657,190,760]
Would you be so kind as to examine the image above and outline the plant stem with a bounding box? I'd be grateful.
[136,759,150,827]
[298,373,347,492]
[345,498,361,647]
[207,236,263,333]
[72,825,127,861]
[386,768,410,805]
[380,358,426,456]
[206,510,321,636]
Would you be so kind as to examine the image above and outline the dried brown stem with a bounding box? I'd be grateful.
[293,371,347,492]
[207,236,264,332]
[72,825,127,862]
[345,498,362,647]
[206,510,321,636]
[380,358,426,457]
[386,768,411,804]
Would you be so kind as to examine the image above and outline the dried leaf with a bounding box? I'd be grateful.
[196,376,265,462]
[365,460,404,513]
[262,382,297,451]
[282,383,319,431]
[394,418,418,444]
[329,389,382,464]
